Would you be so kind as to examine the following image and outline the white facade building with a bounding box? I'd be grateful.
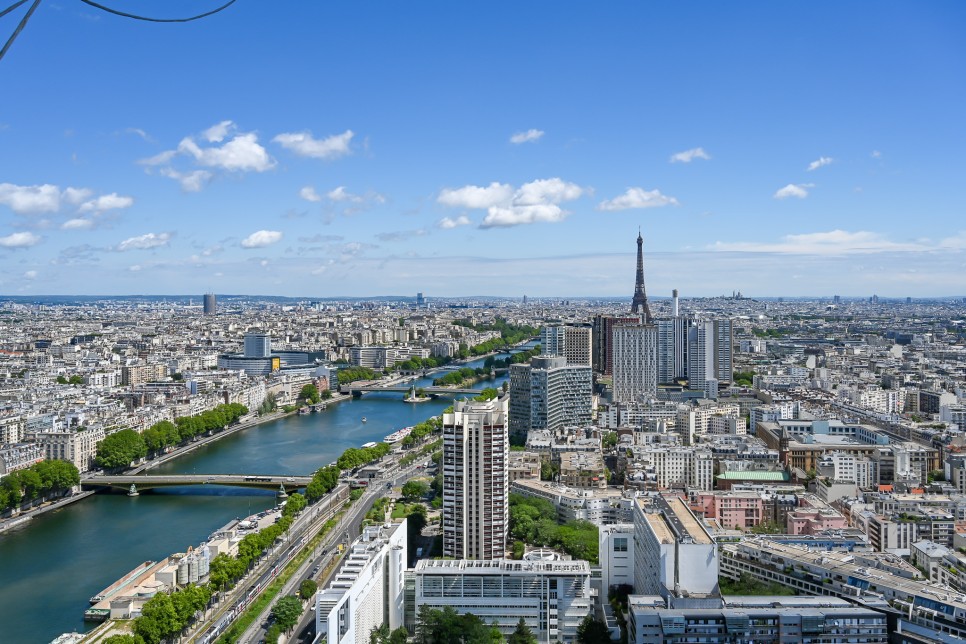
[612,324,658,403]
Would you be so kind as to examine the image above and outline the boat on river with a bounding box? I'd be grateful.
[384,427,413,443]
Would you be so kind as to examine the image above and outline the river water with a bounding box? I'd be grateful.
[0,352,520,642]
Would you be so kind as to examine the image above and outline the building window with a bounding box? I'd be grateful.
[614,537,628,552]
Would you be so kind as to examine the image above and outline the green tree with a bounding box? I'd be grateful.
[299,383,320,404]
[133,593,179,644]
[266,623,284,642]
[576,615,613,644]
[94,429,148,471]
[68,374,84,385]
[402,479,430,500]
[508,617,537,644]
[320,388,333,400]
[271,595,303,632]
[103,635,145,644]
[299,578,318,601]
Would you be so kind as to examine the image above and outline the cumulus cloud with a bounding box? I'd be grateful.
[178,132,274,172]
[203,120,234,143]
[438,182,514,209]
[63,187,93,205]
[669,147,711,163]
[159,168,212,192]
[128,265,142,272]
[138,150,177,166]
[78,193,134,213]
[299,186,322,202]
[774,183,813,199]
[241,230,283,248]
[23,270,37,280]
[438,178,584,228]
[807,156,833,171]
[438,215,472,229]
[510,129,544,144]
[598,187,679,211]
[61,218,93,230]
[117,232,171,251]
[711,230,929,255]
[0,183,62,214]
[272,129,354,159]
[0,231,41,248]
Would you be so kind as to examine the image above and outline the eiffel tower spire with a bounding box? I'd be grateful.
[631,230,653,322]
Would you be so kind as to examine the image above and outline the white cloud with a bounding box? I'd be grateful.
[272,129,354,159]
[241,230,283,248]
[203,120,235,143]
[63,187,93,205]
[871,150,882,158]
[125,128,152,142]
[438,215,472,229]
[23,270,37,280]
[438,178,584,229]
[138,150,177,166]
[128,265,142,272]
[160,168,212,192]
[438,182,514,209]
[669,147,711,163]
[299,186,322,202]
[598,187,679,211]
[117,232,171,251]
[711,230,929,255]
[0,231,41,248]
[61,218,93,230]
[510,129,544,144]
[327,186,362,202]
[78,193,134,213]
[774,183,813,199]
[0,183,61,214]
[178,132,274,172]
[807,156,833,171]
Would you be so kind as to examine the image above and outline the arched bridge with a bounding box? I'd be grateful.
[340,384,482,396]
[83,474,312,493]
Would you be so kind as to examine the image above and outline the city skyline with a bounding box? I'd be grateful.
[1,3,964,297]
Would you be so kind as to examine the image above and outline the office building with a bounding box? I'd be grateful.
[540,325,592,366]
[316,521,407,644]
[508,356,593,439]
[611,324,659,403]
[592,315,640,375]
[628,595,888,644]
[243,332,272,358]
[442,395,509,560]
[203,293,216,316]
[413,557,592,643]
[633,495,718,599]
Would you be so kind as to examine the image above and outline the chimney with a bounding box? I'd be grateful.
[672,289,679,317]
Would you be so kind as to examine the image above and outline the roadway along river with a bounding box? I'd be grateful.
[0,351,520,643]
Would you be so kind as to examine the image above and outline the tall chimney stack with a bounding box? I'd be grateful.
[672,289,679,317]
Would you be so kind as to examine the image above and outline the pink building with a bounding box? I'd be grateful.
[786,495,848,535]
[692,491,765,530]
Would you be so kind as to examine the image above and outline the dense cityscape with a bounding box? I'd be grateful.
[0,232,964,644]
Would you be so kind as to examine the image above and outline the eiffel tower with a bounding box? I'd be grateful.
[631,231,653,322]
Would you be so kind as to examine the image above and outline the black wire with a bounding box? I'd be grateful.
[0,0,29,19]
[0,0,40,63]
[76,0,239,23]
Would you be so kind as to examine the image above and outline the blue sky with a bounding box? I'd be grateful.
[1,1,964,298]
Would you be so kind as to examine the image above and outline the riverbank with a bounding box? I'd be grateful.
[0,490,97,534]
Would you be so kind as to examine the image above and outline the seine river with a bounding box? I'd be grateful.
[0,352,519,643]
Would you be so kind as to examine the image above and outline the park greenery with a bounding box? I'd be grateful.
[415,606,504,644]
[452,317,540,351]
[402,416,442,447]
[306,465,341,502]
[509,494,599,564]
[433,366,490,387]
[733,370,755,387]
[299,383,321,405]
[337,441,391,470]
[337,366,379,385]
[55,374,84,385]
[370,623,410,644]
[0,459,80,511]
[474,387,499,402]
[131,583,212,644]
[402,478,430,500]
[95,429,148,471]
[719,572,796,596]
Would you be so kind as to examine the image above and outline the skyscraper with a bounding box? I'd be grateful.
[630,231,653,322]
[203,293,216,316]
[540,325,592,366]
[611,324,659,402]
[442,395,509,560]
[508,355,593,439]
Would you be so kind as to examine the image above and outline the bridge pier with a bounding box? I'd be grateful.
[127,484,139,497]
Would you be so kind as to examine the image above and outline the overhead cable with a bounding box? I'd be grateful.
[0,0,40,63]
[76,0,239,23]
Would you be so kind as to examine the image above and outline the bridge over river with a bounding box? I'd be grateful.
[340,383,482,396]
[83,474,312,494]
